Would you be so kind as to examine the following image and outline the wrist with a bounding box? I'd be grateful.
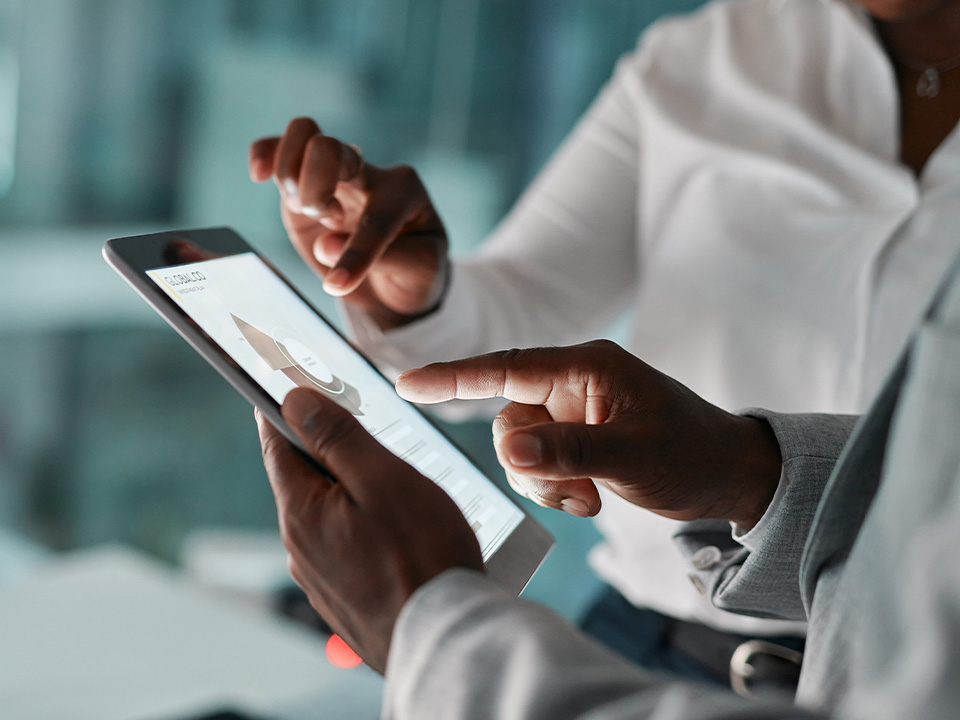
[723,416,783,529]
[371,257,452,331]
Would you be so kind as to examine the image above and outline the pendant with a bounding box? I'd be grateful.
[917,67,940,98]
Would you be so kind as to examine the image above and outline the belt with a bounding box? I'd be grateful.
[667,615,804,697]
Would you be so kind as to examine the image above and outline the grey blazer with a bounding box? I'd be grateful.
[382,256,960,720]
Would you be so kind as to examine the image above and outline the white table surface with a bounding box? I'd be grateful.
[0,545,383,720]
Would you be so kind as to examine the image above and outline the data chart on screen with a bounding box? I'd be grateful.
[148,252,523,559]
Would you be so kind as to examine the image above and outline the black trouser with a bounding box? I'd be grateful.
[578,584,805,695]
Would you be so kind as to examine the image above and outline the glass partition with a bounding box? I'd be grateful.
[0,0,706,616]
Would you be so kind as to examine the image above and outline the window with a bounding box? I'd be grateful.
[0,0,20,196]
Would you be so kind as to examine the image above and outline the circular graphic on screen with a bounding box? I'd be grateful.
[229,313,364,416]
[273,329,364,416]
[278,337,336,385]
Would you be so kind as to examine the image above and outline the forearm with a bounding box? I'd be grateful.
[384,569,822,720]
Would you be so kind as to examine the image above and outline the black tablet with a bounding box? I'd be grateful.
[103,227,553,594]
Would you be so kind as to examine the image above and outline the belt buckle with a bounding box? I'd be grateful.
[729,639,803,697]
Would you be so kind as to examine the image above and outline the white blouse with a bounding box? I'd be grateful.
[346,0,960,634]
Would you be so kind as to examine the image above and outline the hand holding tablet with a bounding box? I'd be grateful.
[103,227,553,596]
[256,386,486,673]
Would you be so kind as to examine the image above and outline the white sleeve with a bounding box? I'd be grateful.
[345,42,647,374]
[382,569,822,720]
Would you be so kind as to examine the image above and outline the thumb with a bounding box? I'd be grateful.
[500,421,628,482]
[281,387,400,504]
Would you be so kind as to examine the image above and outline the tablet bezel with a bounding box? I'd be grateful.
[103,226,553,595]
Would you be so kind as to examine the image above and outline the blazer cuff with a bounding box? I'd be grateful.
[674,411,858,622]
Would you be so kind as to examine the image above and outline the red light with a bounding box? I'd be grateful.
[325,633,363,669]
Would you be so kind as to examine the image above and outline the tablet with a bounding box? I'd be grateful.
[103,227,553,594]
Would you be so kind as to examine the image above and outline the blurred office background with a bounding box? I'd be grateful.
[0,0,705,717]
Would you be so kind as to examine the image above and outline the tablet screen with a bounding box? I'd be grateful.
[147,251,523,560]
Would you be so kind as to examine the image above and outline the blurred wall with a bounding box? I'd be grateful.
[0,0,706,618]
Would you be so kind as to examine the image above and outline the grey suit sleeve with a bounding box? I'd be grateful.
[383,569,821,720]
[675,412,858,622]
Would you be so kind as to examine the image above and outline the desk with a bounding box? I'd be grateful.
[0,546,383,720]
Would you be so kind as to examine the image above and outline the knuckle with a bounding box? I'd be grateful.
[260,436,294,484]
[586,338,620,352]
[357,210,394,238]
[494,405,518,432]
[576,339,622,373]
[287,116,320,134]
[528,488,564,510]
[555,425,592,475]
[500,347,555,404]
[286,555,306,589]
[500,346,537,374]
[336,247,370,272]
[500,347,526,364]
[259,430,285,464]
[505,469,566,507]
[279,520,300,554]
[309,411,361,462]
[390,164,422,189]
[505,471,529,498]
[305,133,339,158]
[452,369,473,402]
[533,485,567,505]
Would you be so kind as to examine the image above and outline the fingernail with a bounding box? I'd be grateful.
[283,389,319,432]
[393,372,421,401]
[561,498,592,517]
[323,268,351,295]
[313,239,341,266]
[506,433,541,467]
[304,200,340,227]
[282,179,302,212]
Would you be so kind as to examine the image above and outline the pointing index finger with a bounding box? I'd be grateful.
[395,348,572,406]
[321,164,430,297]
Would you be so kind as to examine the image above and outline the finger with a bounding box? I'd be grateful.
[504,467,600,517]
[493,401,552,433]
[313,232,348,267]
[364,234,450,316]
[281,387,404,505]
[396,347,583,405]
[492,402,551,492]
[256,412,355,652]
[256,407,333,510]
[249,136,281,182]
[500,421,637,485]
[322,165,426,297]
[491,405,600,516]
[299,136,363,228]
[492,402,552,463]
[275,117,322,210]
